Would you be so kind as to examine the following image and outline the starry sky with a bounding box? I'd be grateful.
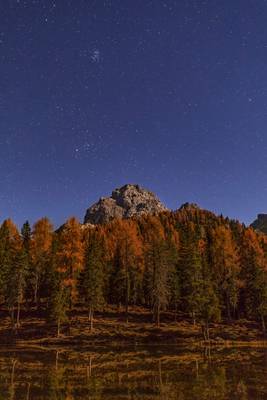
[1,0,267,228]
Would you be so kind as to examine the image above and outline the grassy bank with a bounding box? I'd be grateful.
[0,306,266,348]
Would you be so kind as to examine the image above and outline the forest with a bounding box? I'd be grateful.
[1,203,267,340]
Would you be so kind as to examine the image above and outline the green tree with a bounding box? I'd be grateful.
[211,226,240,320]
[0,220,22,326]
[80,232,105,331]
[145,238,174,326]
[8,247,28,328]
[49,283,69,337]
[31,218,53,307]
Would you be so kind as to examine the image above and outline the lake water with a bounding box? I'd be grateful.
[0,346,266,399]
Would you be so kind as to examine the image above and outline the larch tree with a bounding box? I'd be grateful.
[55,217,84,311]
[145,237,174,326]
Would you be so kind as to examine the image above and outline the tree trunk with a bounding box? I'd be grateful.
[11,359,17,386]
[201,324,206,341]
[55,350,59,370]
[57,319,60,337]
[158,359,163,392]
[91,309,94,331]
[174,303,177,322]
[10,306,15,329]
[89,306,93,331]
[192,311,196,326]
[86,356,92,381]
[226,297,231,322]
[26,383,31,400]
[261,315,266,334]
[125,257,129,324]
[34,276,38,307]
[206,321,210,341]
[157,304,160,327]
[16,301,21,328]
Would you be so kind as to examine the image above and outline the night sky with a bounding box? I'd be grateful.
[1,0,267,228]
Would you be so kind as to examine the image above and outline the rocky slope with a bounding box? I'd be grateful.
[251,214,267,234]
[84,184,168,224]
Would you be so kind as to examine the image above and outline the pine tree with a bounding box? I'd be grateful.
[8,247,28,328]
[47,234,69,337]
[31,218,53,307]
[0,220,21,326]
[80,232,105,331]
[145,238,174,326]
[241,229,267,331]
[50,284,69,337]
[210,226,240,320]
[21,221,32,306]
[252,265,267,333]
[109,220,143,321]
[21,221,31,254]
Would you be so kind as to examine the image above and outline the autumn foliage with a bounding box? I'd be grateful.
[1,204,267,336]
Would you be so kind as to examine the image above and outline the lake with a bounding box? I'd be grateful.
[0,346,266,399]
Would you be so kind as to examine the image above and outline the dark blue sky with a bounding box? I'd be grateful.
[1,0,267,228]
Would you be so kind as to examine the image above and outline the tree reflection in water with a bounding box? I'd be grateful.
[0,347,265,399]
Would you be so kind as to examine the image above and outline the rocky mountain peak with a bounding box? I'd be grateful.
[84,184,168,225]
[251,213,267,234]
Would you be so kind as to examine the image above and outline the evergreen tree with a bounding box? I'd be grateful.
[211,226,240,320]
[252,265,267,333]
[109,220,143,321]
[8,247,28,328]
[49,282,69,337]
[145,238,174,326]
[21,221,31,255]
[21,221,32,305]
[80,232,105,330]
[0,220,21,326]
[31,218,53,307]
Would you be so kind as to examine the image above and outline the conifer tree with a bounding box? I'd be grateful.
[47,234,69,336]
[252,264,267,333]
[8,247,28,328]
[145,238,174,326]
[21,221,31,255]
[80,232,105,330]
[31,218,53,307]
[109,220,143,321]
[241,229,267,330]
[210,226,240,320]
[0,220,21,326]
[50,282,69,337]
[55,217,84,310]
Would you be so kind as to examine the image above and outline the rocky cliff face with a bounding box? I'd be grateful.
[251,214,267,234]
[84,184,168,225]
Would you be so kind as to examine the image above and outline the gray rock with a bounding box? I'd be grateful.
[251,213,267,234]
[84,184,168,225]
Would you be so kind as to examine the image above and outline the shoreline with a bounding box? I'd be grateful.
[0,309,266,350]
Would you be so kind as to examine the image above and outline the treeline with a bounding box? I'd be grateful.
[1,204,267,337]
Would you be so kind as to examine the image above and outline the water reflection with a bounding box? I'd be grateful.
[0,346,266,399]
